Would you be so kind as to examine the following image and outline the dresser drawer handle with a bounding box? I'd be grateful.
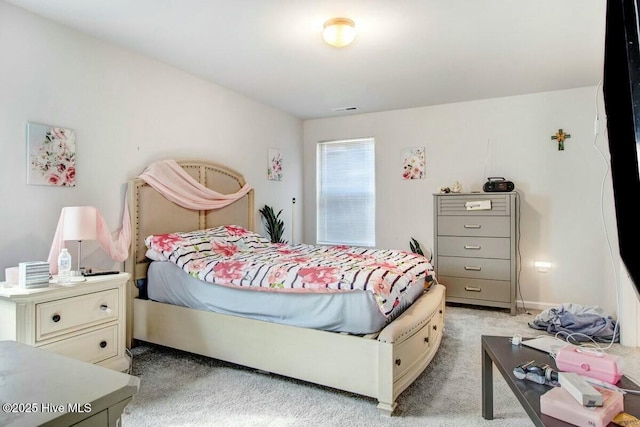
[99,340,108,349]
[464,224,481,229]
[52,314,61,323]
[464,266,482,271]
[395,358,402,366]
[465,286,482,292]
[424,336,429,343]
[464,245,481,250]
[100,304,112,314]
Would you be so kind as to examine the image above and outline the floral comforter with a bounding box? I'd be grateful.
[145,225,435,316]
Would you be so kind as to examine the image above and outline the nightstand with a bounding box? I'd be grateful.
[0,272,130,372]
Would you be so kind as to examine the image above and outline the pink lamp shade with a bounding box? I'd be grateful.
[62,206,98,241]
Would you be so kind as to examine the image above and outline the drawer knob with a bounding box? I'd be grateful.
[424,336,429,343]
[433,325,437,331]
[395,358,402,366]
[100,304,112,313]
[52,314,61,323]
[464,245,481,250]
[465,286,482,292]
[99,341,108,349]
[464,266,482,271]
[464,224,481,229]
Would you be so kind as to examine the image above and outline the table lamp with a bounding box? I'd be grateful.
[62,206,97,276]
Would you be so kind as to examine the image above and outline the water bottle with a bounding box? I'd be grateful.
[57,248,72,283]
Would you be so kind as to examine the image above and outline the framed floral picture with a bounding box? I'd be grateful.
[267,148,283,181]
[401,146,425,180]
[26,122,76,186]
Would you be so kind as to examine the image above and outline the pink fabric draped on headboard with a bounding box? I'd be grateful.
[47,159,252,274]
[138,160,251,210]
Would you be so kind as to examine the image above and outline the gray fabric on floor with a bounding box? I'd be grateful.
[528,303,620,342]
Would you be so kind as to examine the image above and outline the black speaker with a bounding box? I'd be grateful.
[483,177,515,192]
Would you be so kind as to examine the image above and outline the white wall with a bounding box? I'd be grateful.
[304,87,624,315]
[0,2,303,275]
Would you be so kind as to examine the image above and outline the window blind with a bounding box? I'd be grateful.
[316,138,375,246]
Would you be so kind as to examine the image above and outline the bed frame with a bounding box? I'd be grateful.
[125,160,445,415]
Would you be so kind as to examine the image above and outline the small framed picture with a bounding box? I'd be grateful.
[402,147,425,180]
[268,148,283,181]
[27,122,76,186]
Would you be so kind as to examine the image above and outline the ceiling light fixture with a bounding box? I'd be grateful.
[322,18,356,47]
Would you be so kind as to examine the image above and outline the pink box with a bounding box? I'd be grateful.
[541,386,624,427]
[555,345,623,384]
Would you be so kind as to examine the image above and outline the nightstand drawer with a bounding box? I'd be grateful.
[39,325,118,364]
[437,216,511,237]
[36,289,119,341]
[439,276,511,302]
[437,236,511,259]
[437,256,511,281]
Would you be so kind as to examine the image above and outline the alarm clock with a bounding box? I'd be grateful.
[483,177,515,192]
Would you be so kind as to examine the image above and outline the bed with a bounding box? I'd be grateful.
[125,160,446,415]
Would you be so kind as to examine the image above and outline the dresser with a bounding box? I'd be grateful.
[0,273,130,372]
[433,193,518,314]
[0,340,139,427]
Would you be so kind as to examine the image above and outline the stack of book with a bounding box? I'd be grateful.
[18,261,50,289]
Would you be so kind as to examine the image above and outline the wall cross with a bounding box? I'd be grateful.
[551,129,571,151]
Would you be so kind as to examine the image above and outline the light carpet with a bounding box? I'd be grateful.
[122,304,640,427]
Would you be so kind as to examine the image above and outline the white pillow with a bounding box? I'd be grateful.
[145,248,168,262]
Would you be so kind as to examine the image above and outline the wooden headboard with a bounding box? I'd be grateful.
[124,160,254,346]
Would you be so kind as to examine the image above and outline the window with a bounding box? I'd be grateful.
[316,138,375,246]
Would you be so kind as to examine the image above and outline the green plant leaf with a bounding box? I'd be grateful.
[259,204,286,243]
[410,237,424,256]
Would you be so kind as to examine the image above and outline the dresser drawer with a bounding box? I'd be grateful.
[437,216,511,237]
[36,289,119,341]
[73,409,108,427]
[439,276,511,302]
[436,193,514,216]
[39,324,118,364]
[437,236,511,259]
[437,256,511,281]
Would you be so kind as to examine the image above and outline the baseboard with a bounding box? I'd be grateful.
[515,300,555,313]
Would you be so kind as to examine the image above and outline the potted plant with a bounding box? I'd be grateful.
[259,205,286,243]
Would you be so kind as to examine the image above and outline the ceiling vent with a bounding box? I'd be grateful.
[331,106,359,112]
